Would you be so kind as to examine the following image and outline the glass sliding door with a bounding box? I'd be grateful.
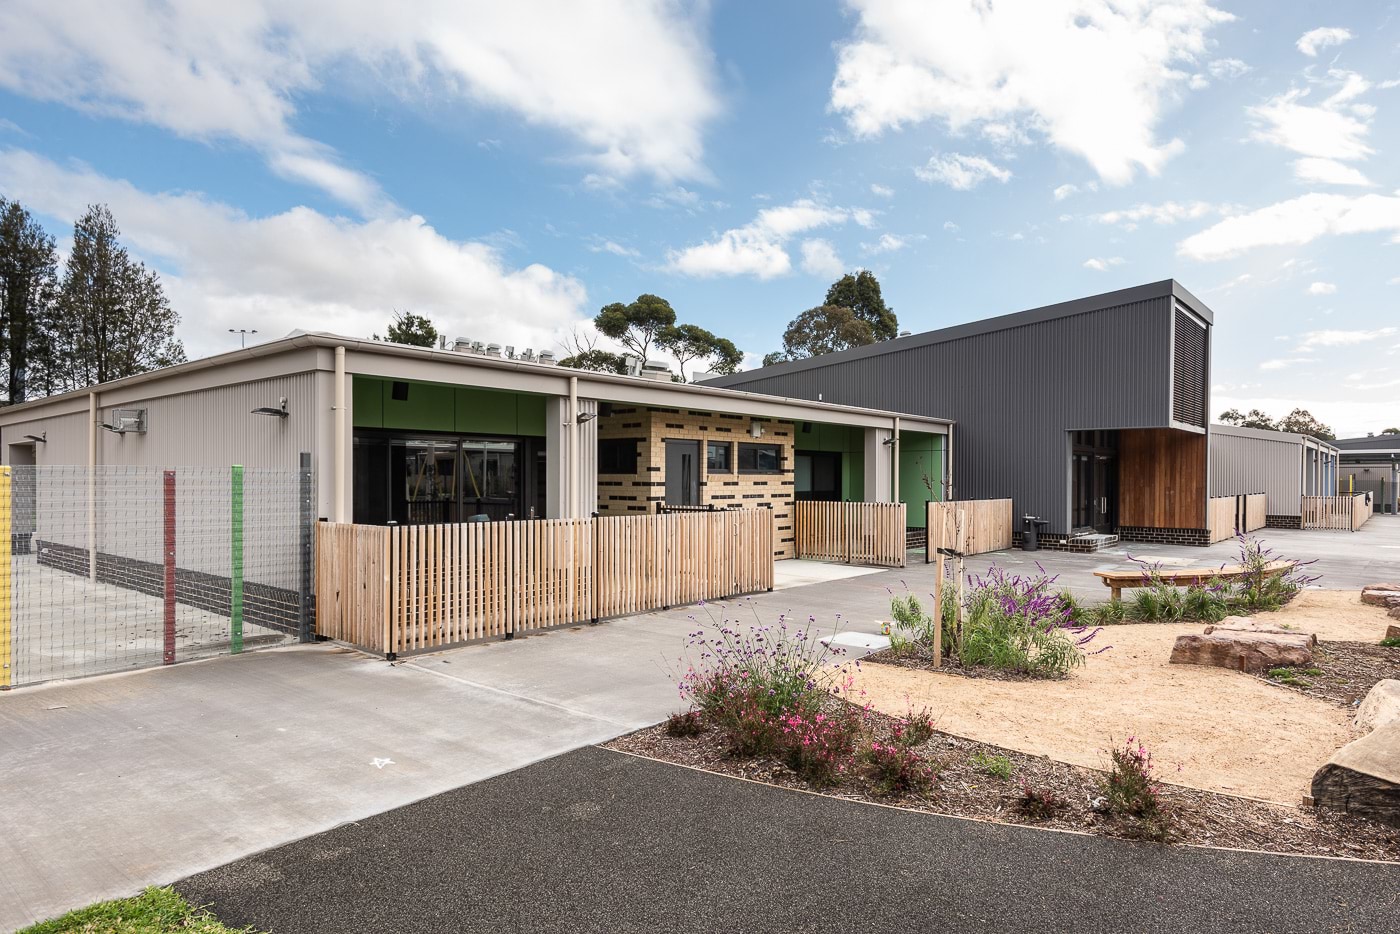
[353,431,534,524]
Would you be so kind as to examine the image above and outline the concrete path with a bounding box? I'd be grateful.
[5,522,1398,930]
[179,746,1400,934]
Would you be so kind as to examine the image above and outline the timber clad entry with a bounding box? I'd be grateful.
[315,508,774,656]
[793,502,905,567]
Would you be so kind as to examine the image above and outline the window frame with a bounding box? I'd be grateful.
[706,440,733,474]
[597,437,641,475]
[737,442,783,474]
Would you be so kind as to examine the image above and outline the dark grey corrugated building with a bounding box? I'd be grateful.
[707,280,1215,549]
[1334,434,1400,514]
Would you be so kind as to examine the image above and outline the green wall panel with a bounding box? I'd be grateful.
[353,376,547,437]
[899,433,943,527]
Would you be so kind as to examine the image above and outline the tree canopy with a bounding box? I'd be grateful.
[27,204,185,397]
[594,294,677,363]
[0,199,58,404]
[825,270,897,342]
[657,323,742,381]
[1219,407,1335,440]
[764,305,875,365]
[381,311,439,348]
[1380,427,1400,435]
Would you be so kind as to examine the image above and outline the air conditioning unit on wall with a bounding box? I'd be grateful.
[103,408,147,434]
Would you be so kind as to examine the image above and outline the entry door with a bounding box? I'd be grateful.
[1072,450,1118,533]
[665,440,700,506]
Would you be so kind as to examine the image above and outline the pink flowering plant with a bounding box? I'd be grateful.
[1102,736,1172,841]
[779,706,864,787]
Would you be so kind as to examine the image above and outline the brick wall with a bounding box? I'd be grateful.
[1117,526,1211,547]
[596,407,796,558]
[1265,514,1302,530]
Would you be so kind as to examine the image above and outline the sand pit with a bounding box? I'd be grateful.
[850,590,1394,807]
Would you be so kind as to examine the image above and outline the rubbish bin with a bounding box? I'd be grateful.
[1022,515,1048,551]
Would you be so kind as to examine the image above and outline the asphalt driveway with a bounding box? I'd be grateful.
[179,745,1400,934]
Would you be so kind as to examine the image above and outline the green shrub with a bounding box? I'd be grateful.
[1016,781,1062,820]
[1088,598,1128,625]
[1381,636,1400,649]
[889,593,938,656]
[971,751,1014,780]
[1102,738,1172,842]
[952,567,1098,678]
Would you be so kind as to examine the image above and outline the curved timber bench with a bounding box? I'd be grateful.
[1093,560,1297,602]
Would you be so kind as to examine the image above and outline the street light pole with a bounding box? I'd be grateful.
[229,328,258,348]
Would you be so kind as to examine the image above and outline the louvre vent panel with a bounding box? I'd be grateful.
[1173,307,1207,427]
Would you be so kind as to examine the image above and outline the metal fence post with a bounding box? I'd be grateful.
[163,469,177,665]
[0,466,11,689]
[298,451,314,643]
[230,465,244,654]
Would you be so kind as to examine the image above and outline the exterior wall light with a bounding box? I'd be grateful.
[252,397,289,418]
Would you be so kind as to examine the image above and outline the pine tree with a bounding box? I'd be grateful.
[0,199,58,404]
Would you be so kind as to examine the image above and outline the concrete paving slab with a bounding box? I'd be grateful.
[772,558,886,591]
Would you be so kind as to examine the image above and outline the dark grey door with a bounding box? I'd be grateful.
[665,440,700,506]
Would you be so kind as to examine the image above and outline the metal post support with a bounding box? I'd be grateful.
[162,470,177,665]
[230,465,244,653]
[298,451,314,643]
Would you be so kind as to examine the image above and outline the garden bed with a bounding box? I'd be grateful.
[1262,640,1400,707]
[606,709,1400,862]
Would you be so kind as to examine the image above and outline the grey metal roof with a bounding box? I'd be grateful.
[704,279,1213,387]
[1333,435,1400,452]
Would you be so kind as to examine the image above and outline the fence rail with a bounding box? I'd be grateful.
[316,509,774,656]
[1209,492,1268,543]
[793,501,906,567]
[926,499,1013,557]
[1301,494,1373,531]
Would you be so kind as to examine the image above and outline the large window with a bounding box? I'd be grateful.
[738,442,782,473]
[706,440,732,473]
[598,438,640,474]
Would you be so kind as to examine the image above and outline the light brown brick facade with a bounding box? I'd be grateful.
[595,406,797,558]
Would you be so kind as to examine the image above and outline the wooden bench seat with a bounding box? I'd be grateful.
[1093,559,1296,601]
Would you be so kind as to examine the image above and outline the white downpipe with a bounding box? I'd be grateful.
[334,346,346,523]
[88,390,98,580]
[891,416,900,504]
[568,375,579,518]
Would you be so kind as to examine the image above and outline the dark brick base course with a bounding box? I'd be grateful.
[1266,515,1302,530]
[37,539,305,637]
[1117,526,1211,547]
[1010,532,1117,554]
[905,528,927,549]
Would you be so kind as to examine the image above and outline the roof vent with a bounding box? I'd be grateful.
[537,351,557,365]
[899,330,912,338]
[452,337,472,352]
[484,343,502,357]
[640,362,673,382]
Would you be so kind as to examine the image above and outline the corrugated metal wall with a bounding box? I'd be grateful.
[714,297,1177,534]
[1209,431,1301,516]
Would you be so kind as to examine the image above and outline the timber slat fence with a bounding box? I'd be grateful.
[1301,494,1373,532]
[1209,492,1268,543]
[793,502,906,567]
[926,499,1013,558]
[316,509,774,656]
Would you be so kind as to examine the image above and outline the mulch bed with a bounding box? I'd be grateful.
[606,707,1400,862]
[1261,641,1400,707]
[861,646,1058,682]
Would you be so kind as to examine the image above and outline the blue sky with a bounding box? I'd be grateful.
[1,1,1398,436]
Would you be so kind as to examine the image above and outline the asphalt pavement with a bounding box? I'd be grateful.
[179,746,1400,934]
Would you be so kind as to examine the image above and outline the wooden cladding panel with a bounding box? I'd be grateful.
[1119,428,1207,530]
[316,510,773,655]
[926,499,1013,556]
[793,502,906,568]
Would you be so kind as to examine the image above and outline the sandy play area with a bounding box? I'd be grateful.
[850,590,1395,806]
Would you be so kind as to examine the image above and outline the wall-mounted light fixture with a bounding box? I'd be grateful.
[575,411,598,424]
[23,433,45,444]
[252,397,289,418]
[749,420,764,438]
[882,436,898,446]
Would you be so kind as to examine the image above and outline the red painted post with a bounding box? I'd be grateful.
[163,470,176,665]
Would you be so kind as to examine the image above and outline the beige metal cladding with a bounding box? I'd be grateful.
[1209,426,1303,517]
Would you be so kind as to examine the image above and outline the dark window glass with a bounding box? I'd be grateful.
[598,438,640,474]
[706,441,732,473]
[738,442,781,473]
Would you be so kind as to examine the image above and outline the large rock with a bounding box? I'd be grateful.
[1360,590,1400,608]
[1169,630,1314,673]
[1204,616,1317,647]
[1390,609,1400,622]
[1363,582,1400,594]
[1312,720,1400,827]
[1388,623,1400,639]
[1356,680,1400,733]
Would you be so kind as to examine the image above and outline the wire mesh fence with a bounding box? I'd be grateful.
[0,459,313,689]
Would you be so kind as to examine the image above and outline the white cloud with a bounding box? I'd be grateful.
[1094,200,1222,228]
[1052,184,1080,201]
[1390,276,1400,285]
[1178,191,1400,260]
[590,239,639,258]
[1306,281,1337,295]
[1083,256,1125,271]
[830,0,1231,185]
[943,220,960,232]
[914,152,1011,190]
[0,148,587,359]
[1296,327,1397,349]
[1248,72,1374,163]
[1296,27,1353,57]
[666,199,854,279]
[0,0,720,209]
[799,239,845,278]
[1292,157,1373,187]
[1188,74,1210,91]
[1259,357,1314,371]
[863,233,912,254]
[1208,58,1251,79]
[870,183,895,197]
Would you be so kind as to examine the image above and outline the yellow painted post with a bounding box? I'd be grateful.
[0,466,12,688]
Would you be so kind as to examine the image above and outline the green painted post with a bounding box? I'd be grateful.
[231,465,244,654]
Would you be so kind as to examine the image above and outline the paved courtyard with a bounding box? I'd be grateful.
[2,519,1397,929]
